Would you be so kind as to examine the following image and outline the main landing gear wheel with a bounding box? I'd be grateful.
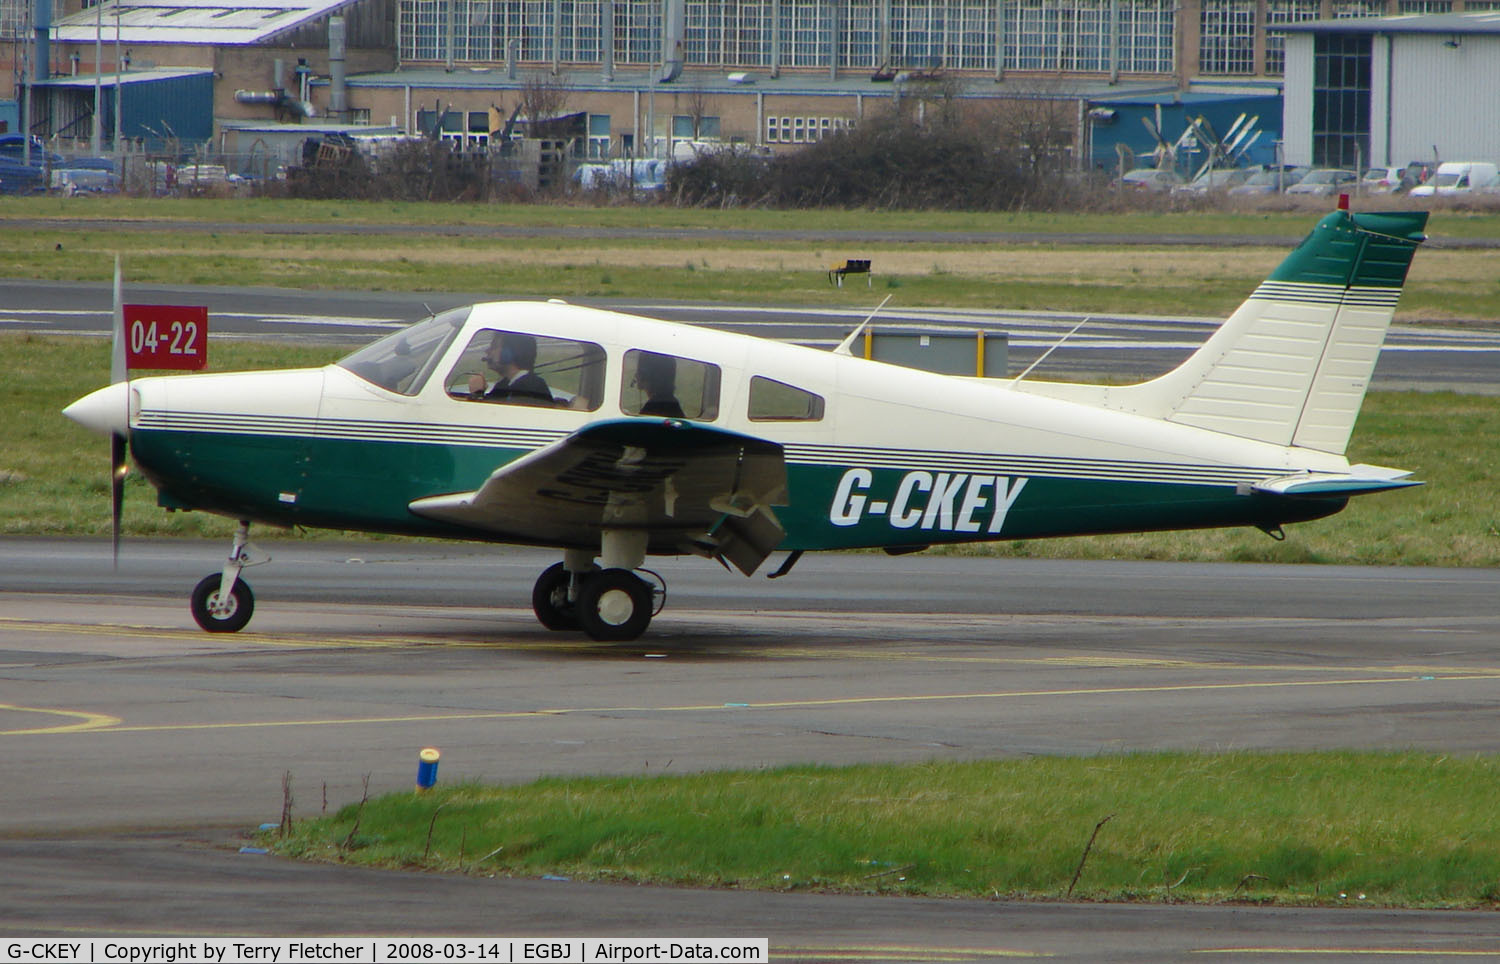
[190,573,255,633]
[531,562,580,631]
[575,568,654,642]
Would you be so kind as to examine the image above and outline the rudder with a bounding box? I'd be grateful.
[1137,209,1427,454]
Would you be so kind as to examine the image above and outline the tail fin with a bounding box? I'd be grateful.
[1019,209,1428,455]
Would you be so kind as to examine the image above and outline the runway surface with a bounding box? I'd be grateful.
[3,539,1499,959]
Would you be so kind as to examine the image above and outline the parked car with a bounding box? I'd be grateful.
[1174,167,1255,195]
[1361,166,1406,193]
[1409,161,1500,197]
[1402,162,1434,189]
[1115,168,1185,192]
[1284,168,1359,196]
[51,167,120,195]
[1226,166,1311,196]
[173,163,237,195]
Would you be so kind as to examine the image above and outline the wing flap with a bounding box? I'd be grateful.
[409,418,788,570]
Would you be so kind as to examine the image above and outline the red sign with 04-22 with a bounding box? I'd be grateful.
[123,304,208,371]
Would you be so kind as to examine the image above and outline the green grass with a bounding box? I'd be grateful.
[3,333,1496,564]
[7,196,1500,239]
[6,202,1500,317]
[0,197,1370,234]
[1,335,348,539]
[267,752,1500,907]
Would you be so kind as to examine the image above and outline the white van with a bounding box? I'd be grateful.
[1409,161,1499,196]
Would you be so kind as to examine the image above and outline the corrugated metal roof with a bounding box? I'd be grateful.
[35,67,215,88]
[51,0,354,46]
[1281,11,1500,35]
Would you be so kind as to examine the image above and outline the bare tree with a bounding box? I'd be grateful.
[682,82,719,139]
[518,72,571,128]
[904,74,967,130]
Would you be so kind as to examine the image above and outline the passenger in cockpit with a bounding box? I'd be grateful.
[635,351,685,418]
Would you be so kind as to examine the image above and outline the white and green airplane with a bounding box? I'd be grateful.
[64,207,1428,641]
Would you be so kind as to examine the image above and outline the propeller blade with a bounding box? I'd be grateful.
[1224,112,1248,141]
[1226,116,1260,155]
[111,432,126,570]
[110,255,128,571]
[1231,130,1263,161]
[1195,115,1221,147]
[1140,115,1166,147]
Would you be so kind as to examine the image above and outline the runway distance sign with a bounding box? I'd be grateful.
[123,304,208,371]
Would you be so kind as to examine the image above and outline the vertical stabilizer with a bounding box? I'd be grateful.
[1161,210,1426,454]
[1284,211,1428,452]
[1021,210,1427,454]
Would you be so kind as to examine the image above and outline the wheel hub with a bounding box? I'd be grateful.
[595,588,636,626]
[209,590,238,618]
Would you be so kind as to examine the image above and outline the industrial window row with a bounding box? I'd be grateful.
[765,115,852,144]
[397,0,1178,73]
[398,0,662,64]
[1199,0,1256,74]
[1264,0,1320,76]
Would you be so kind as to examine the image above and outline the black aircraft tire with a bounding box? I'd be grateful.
[531,562,580,631]
[190,573,255,633]
[576,569,653,642]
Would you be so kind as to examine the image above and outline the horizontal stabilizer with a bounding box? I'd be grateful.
[1252,463,1421,498]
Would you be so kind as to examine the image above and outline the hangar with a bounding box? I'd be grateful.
[2,0,1495,171]
[1280,11,1500,169]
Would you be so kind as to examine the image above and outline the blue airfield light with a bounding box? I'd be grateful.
[416,747,441,790]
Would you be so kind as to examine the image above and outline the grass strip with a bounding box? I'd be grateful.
[7,217,1500,318]
[267,752,1500,908]
[7,196,1500,241]
[4,334,1497,565]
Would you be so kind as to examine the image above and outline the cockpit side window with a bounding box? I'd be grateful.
[446,328,606,411]
[748,376,825,421]
[336,306,469,396]
[621,350,720,421]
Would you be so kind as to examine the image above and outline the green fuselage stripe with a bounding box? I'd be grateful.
[130,429,1341,552]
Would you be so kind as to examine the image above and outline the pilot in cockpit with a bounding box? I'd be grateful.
[468,332,553,405]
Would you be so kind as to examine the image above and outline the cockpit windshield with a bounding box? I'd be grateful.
[335,306,471,395]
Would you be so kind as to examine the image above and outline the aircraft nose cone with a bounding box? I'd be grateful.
[63,382,131,437]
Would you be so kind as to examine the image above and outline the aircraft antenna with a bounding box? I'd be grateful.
[1008,316,1091,388]
[833,294,893,356]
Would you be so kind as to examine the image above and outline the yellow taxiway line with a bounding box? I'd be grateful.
[4,673,1499,737]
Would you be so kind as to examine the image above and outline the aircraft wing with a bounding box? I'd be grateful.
[1252,464,1422,498]
[408,418,788,575]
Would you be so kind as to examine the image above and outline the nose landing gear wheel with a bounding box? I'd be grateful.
[532,562,580,631]
[576,568,653,642]
[190,573,255,633]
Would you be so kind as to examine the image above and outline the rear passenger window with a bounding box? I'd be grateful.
[622,350,720,421]
[748,376,825,421]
